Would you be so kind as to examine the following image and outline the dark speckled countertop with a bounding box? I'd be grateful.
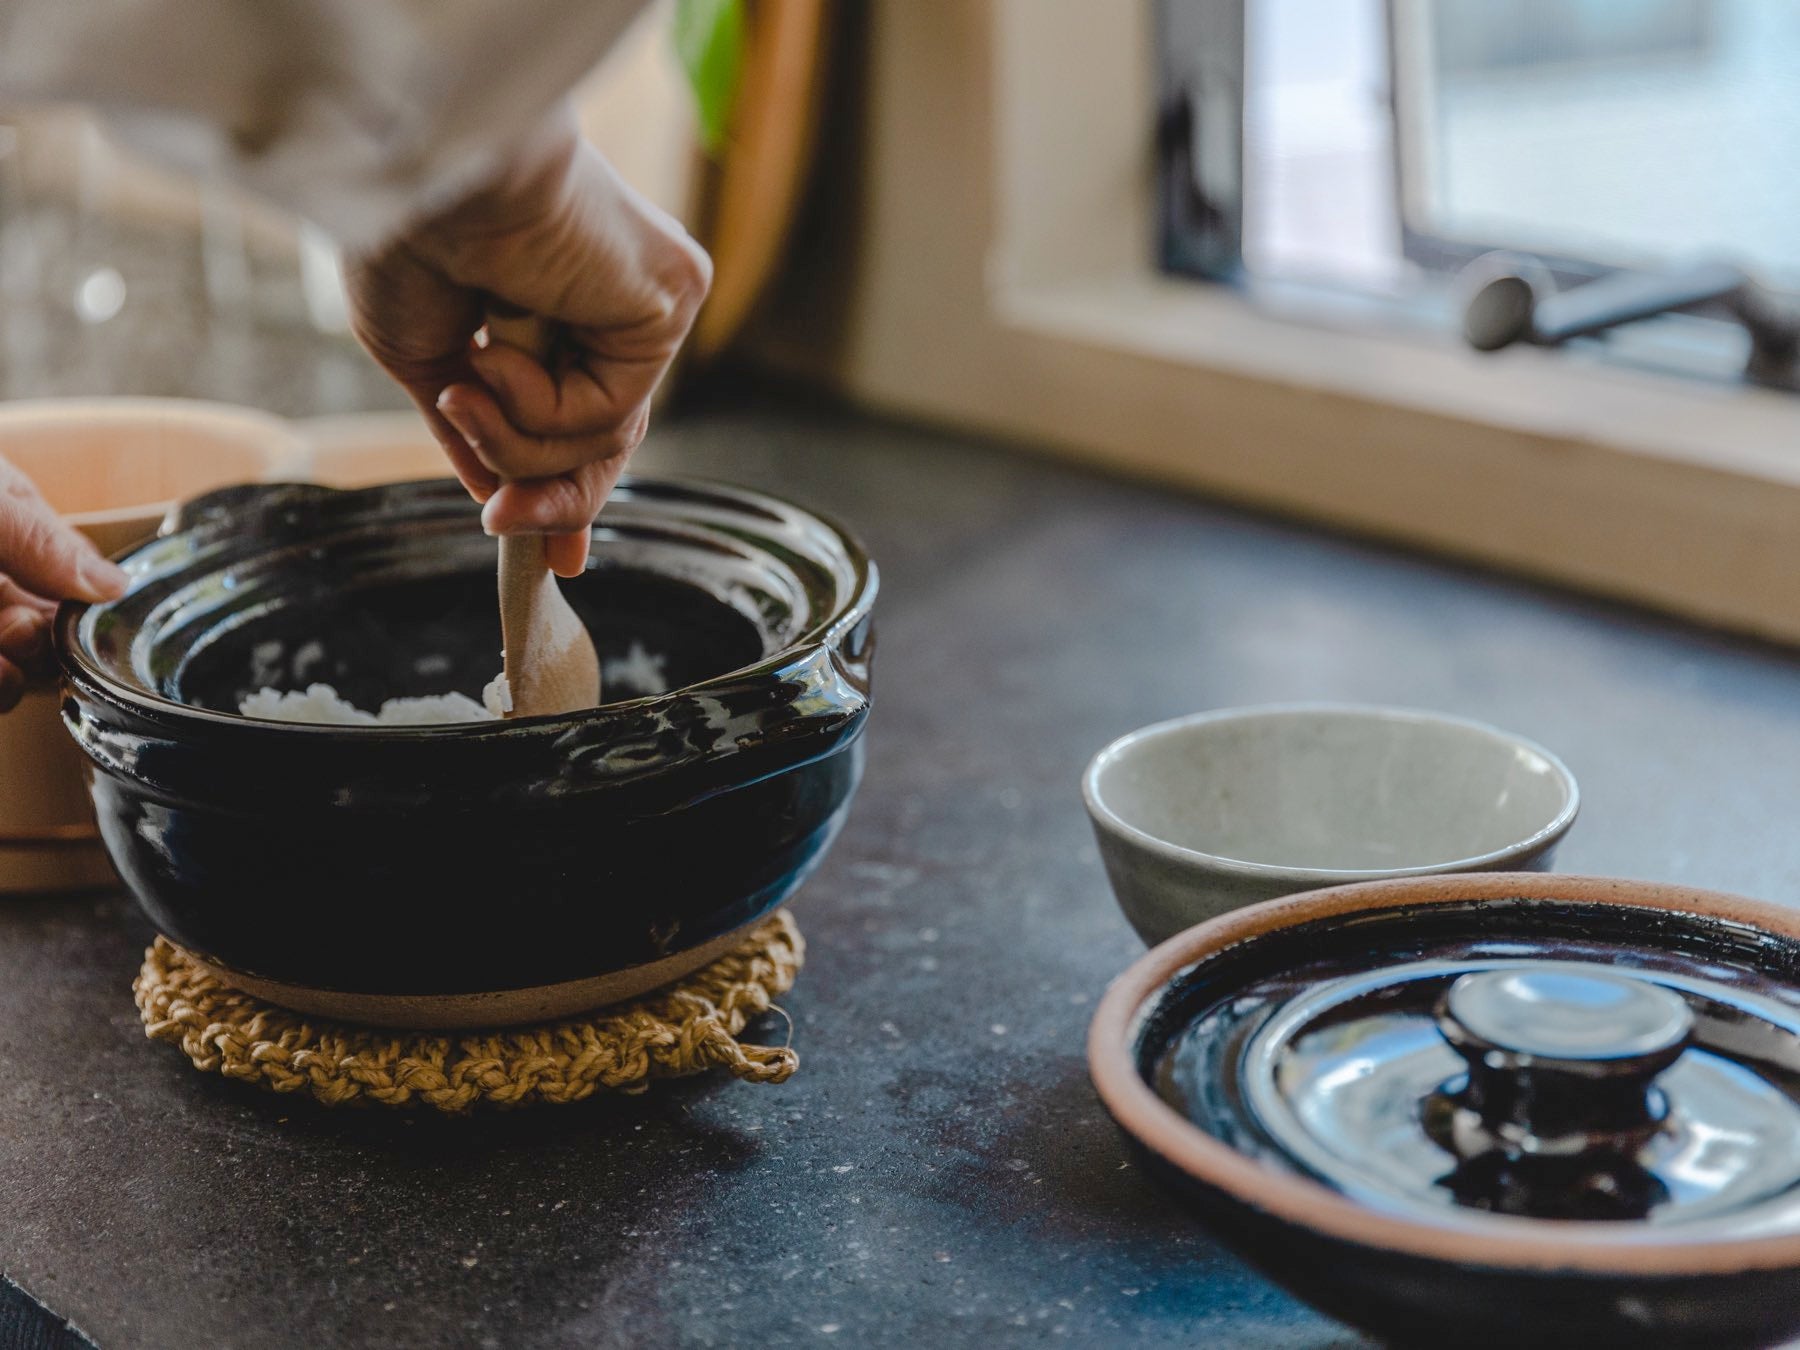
[5,376,1800,1348]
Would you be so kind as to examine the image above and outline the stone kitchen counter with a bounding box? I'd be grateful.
[5,380,1800,1347]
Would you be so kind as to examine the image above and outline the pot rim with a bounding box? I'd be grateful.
[1087,872,1800,1276]
[1081,704,1580,882]
[56,473,877,740]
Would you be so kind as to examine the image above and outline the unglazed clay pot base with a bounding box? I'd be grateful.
[184,919,764,1029]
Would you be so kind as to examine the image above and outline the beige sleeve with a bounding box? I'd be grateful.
[0,0,649,249]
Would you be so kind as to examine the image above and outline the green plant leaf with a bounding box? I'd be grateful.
[673,0,746,156]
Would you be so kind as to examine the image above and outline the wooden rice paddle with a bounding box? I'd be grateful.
[483,311,602,717]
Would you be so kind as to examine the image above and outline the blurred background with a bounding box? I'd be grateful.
[3,0,1799,632]
[1198,0,1800,380]
[1239,0,1800,290]
[12,0,1795,403]
[0,0,734,410]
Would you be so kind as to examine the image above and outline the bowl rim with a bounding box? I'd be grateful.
[1087,872,1800,1275]
[0,396,309,531]
[57,473,877,739]
[1080,703,1580,881]
[0,395,300,433]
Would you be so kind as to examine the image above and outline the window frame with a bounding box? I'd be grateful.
[1156,0,1779,385]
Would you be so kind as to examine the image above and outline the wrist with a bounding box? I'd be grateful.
[404,106,585,275]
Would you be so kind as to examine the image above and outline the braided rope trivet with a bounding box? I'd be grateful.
[132,911,803,1111]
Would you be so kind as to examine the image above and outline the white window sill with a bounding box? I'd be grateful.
[978,272,1800,644]
[998,273,1800,483]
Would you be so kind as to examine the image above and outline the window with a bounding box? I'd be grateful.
[748,0,1800,645]
[1158,0,1800,390]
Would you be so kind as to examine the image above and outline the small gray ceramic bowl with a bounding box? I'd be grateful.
[1082,704,1579,946]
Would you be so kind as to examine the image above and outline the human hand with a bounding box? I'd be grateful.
[0,455,127,710]
[345,109,712,577]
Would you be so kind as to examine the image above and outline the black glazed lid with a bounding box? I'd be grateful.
[1089,875,1800,1276]
[1235,957,1800,1232]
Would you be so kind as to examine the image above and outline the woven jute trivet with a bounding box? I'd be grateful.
[132,912,803,1112]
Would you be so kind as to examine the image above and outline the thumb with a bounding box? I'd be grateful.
[0,458,126,603]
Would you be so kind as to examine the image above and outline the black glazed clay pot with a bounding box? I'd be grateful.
[1089,875,1800,1349]
[57,477,876,1026]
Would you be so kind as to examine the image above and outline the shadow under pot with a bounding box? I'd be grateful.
[1089,874,1800,1349]
[56,477,877,1028]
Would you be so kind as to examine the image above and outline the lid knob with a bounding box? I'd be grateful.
[1430,966,1693,1163]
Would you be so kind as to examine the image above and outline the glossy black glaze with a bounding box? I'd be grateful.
[1133,898,1800,1347]
[56,477,877,998]
[1147,1170,1800,1350]
[1429,967,1693,1177]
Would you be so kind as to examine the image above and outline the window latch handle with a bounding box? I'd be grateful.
[1459,252,1800,391]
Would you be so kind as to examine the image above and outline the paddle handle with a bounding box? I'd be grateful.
[484,310,600,716]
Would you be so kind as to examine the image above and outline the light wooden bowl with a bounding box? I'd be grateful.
[290,412,447,488]
[0,398,304,893]
[0,398,304,554]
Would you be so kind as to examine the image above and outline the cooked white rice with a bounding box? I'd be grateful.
[237,641,670,725]
[238,683,499,725]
